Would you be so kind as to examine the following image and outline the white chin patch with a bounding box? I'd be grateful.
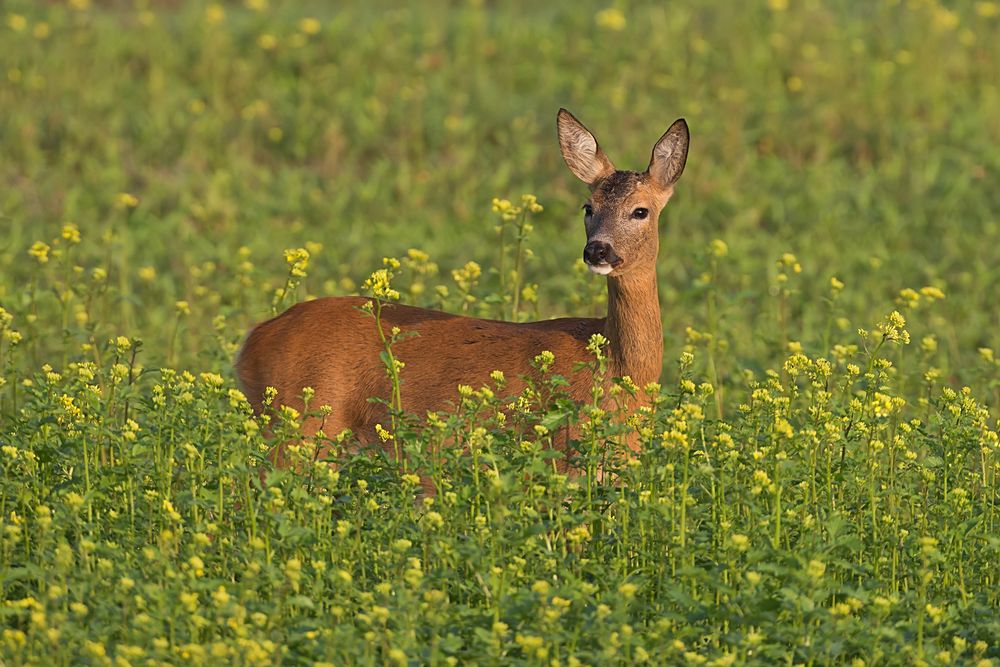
[588,263,614,275]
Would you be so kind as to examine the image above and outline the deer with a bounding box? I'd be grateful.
[236,109,689,473]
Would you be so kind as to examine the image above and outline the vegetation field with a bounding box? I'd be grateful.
[2,0,999,664]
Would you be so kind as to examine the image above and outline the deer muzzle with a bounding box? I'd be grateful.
[583,240,622,275]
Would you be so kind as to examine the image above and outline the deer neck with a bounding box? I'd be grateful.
[605,267,663,387]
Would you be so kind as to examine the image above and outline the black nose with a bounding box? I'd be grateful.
[584,241,618,266]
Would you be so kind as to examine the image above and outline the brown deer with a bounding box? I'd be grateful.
[236,109,689,468]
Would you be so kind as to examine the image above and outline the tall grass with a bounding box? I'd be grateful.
[1,0,999,664]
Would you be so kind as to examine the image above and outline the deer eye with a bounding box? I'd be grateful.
[582,204,593,217]
[632,207,649,220]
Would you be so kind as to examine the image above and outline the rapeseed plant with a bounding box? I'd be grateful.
[1,1,999,663]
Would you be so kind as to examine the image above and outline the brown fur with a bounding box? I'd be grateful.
[236,109,689,471]
[237,298,604,449]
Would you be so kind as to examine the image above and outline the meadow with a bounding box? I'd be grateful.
[1,0,999,664]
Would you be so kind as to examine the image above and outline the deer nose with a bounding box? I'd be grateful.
[583,240,619,267]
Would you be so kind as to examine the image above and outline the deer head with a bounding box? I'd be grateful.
[557,109,689,277]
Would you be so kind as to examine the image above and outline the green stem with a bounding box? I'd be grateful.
[497,219,507,320]
[372,299,403,461]
[706,259,723,419]
[511,210,527,322]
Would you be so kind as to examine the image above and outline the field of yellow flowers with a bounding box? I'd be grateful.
[2,1,999,665]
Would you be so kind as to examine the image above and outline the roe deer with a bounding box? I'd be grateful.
[236,109,689,468]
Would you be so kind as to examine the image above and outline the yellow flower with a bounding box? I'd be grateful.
[925,603,944,624]
[595,8,626,31]
[162,499,182,523]
[59,394,85,423]
[364,268,399,301]
[33,22,51,40]
[61,223,81,244]
[873,392,905,417]
[710,239,729,258]
[533,349,556,372]
[531,579,551,595]
[515,634,545,651]
[211,586,230,607]
[976,2,999,18]
[187,554,205,577]
[451,261,481,293]
[520,193,543,213]
[830,602,852,617]
[138,266,156,282]
[175,300,191,316]
[83,641,106,658]
[618,581,638,598]
[258,33,277,50]
[778,252,801,272]
[931,7,959,30]
[806,559,826,581]
[407,248,429,263]
[422,511,444,530]
[113,336,131,353]
[877,310,910,344]
[116,192,139,209]
[768,0,788,10]
[920,285,945,301]
[7,14,27,32]
[284,247,311,278]
[661,428,688,450]
[285,558,302,587]
[28,241,50,263]
[204,4,226,25]
[897,288,920,308]
[491,198,512,213]
[298,17,321,35]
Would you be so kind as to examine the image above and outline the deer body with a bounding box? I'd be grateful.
[236,110,689,464]
[238,298,604,454]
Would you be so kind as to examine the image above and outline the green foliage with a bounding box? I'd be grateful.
[1,0,999,664]
[2,324,999,664]
[1,0,998,375]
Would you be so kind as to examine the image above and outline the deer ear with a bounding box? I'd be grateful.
[557,109,616,186]
[646,118,689,190]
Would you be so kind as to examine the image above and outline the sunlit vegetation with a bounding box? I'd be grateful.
[1,0,998,664]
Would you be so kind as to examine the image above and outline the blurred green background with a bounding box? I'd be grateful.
[0,0,997,388]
